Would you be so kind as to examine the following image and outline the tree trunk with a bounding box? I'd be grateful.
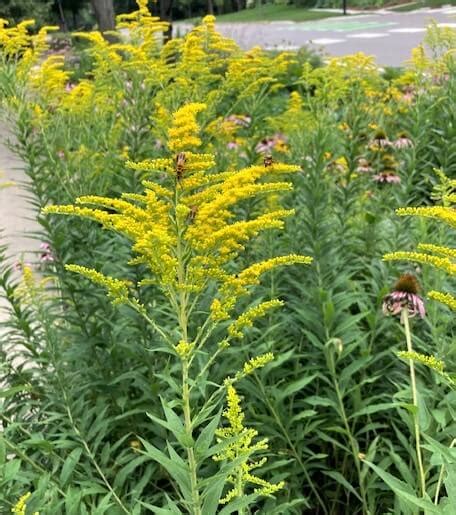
[207,0,214,14]
[159,0,173,42]
[56,0,68,32]
[90,0,115,32]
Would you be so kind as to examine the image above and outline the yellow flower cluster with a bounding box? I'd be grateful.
[44,105,311,331]
[306,53,386,105]
[428,291,456,311]
[228,300,284,339]
[397,351,445,373]
[0,20,58,79]
[417,243,456,259]
[174,339,195,359]
[383,251,456,276]
[240,352,275,377]
[30,56,70,101]
[0,19,35,58]
[213,385,284,504]
[396,206,456,229]
[64,264,131,305]
[11,492,39,515]
[116,0,169,55]
[168,103,207,152]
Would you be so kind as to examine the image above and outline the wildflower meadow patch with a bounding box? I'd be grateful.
[0,2,455,513]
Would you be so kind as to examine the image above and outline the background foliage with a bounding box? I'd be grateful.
[0,5,455,514]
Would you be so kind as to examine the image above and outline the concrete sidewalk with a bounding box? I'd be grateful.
[0,124,40,264]
[0,123,41,322]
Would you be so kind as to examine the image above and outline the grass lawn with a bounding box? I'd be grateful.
[185,5,342,23]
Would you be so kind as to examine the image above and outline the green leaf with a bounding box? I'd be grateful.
[160,397,185,438]
[349,402,403,419]
[0,436,5,465]
[322,471,362,502]
[195,409,222,459]
[140,493,182,514]
[65,487,83,515]
[276,374,317,401]
[218,493,259,515]
[60,447,83,487]
[444,463,456,505]
[201,472,226,515]
[92,493,114,514]
[422,434,456,465]
[0,385,31,398]
[139,438,191,501]
[113,455,151,490]
[365,461,440,512]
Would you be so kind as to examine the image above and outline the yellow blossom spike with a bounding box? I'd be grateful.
[240,352,275,376]
[383,251,456,276]
[65,264,131,305]
[428,290,456,311]
[395,206,456,229]
[397,351,445,373]
[228,301,284,339]
[213,385,284,504]
[236,255,313,288]
[168,103,206,152]
[417,243,456,259]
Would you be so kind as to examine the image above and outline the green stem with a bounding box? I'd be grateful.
[182,358,202,515]
[434,438,456,504]
[331,370,369,514]
[3,439,67,498]
[402,308,426,498]
[174,190,202,515]
[236,464,245,515]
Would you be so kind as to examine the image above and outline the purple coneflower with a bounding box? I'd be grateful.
[226,114,251,127]
[372,171,401,184]
[255,137,275,154]
[393,134,413,149]
[227,141,240,150]
[370,130,391,149]
[40,242,54,263]
[383,274,425,319]
[255,133,287,154]
[356,158,373,173]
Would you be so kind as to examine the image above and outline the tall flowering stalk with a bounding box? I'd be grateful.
[43,103,311,512]
[383,274,426,496]
[383,171,456,502]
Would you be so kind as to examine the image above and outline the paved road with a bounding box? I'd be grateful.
[178,6,456,66]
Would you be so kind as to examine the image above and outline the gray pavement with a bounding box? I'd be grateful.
[177,5,456,66]
[0,123,40,284]
[0,127,39,259]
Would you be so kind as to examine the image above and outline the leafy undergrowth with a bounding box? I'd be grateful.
[0,4,455,514]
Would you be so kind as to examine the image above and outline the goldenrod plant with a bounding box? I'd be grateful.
[43,103,311,513]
